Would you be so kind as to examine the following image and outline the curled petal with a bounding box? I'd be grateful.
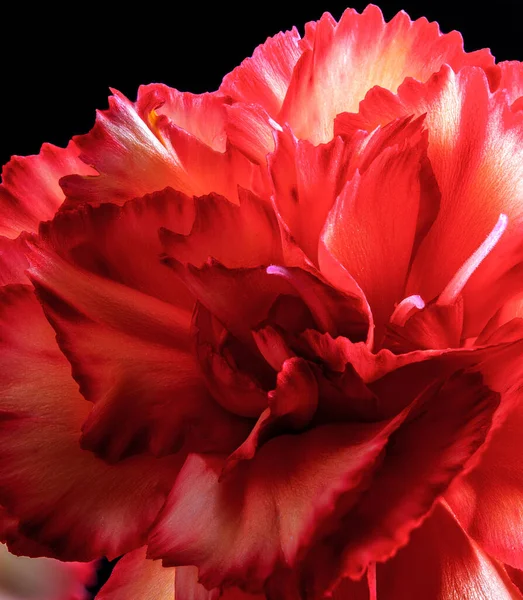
[223,357,318,475]
[0,286,180,560]
[148,417,406,592]
[28,243,247,461]
[302,363,521,594]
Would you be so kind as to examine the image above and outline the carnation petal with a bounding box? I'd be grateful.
[28,241,247,461]
[222,357,318,475]
[320,120,434,338]
[498,61,523,109]
[338,65,523,334]
[0,286,180,560]
[0,142,95,239]
[303,369,503,593]
[220,28,304,118]
[269,127,360,265]
[279,5,495,143]
[61,90,261,208]
[136,84,229,152]
[160,189,282,269]
[446,367,523,570]
[40,186,196,307]
[148,418,405,592]
[0,234,30,286]
[376,503,521,600]
[96,547,175,600]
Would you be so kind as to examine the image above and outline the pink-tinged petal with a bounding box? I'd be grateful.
[40,187,195,308]
[0,286,180,560]
[136,85,229,152]
[0,142,95,239]
[60,91,262,208]
[96,547,175,600]
[0,235,30,286]
[220,28,304,118]
[148,417,406,592]
[376,503,521,600]
[302,370,503,593]
[160,189,282,269]
[0,543,96,600]
[337,66,523,333]
[223,357,318,475]
[27,244,247,462]
[268,127,361,265]
[498,61,523,109]
[320,122,433,337]
[279,5,495,143]
[446,368,523,569]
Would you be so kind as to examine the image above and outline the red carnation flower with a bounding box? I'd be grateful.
[2,5,523,599]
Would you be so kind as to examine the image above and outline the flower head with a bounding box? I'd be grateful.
[2,5,523,599]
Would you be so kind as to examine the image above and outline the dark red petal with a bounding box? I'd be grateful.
[28,244,246,462]
[148,417,405,592]
[160,189,282,269]
[96,547,175,600]
[223,357,318,475]
[0,142,95,239]
[0,286,180,560]
[193,304,269,419]
[376,503,521,600]
[0,505,54,559]
[279,5,495,143]
[303,369,503,593]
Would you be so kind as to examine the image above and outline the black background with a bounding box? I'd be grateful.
[1,0,522,596]
[1,1,522,168]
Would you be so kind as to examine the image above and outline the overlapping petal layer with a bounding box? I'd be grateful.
[1,5,523,600]
[0,286,181,560]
